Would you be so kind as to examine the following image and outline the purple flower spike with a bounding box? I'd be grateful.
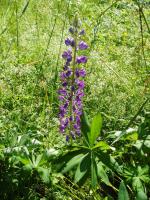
[78,41,88,50]
[76,56,87,64]
[58,22,88,141]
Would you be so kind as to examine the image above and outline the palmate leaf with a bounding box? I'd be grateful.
[118,181,129,200]
[88,114,102,146]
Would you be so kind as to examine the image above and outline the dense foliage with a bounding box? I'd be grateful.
[0,0,149,199]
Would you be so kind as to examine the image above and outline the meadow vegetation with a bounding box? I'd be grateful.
[0,0,149,199]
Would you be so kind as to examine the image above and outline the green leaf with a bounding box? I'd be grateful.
[18,134,28,145]
[81,111,91,143]
[118,181,129,200]
[17,156,32,166]
[23,164,32,172]
[132,177,143,191]
[93,141,112,150]
[62,153,86,173]
[91,153,98,188]
[96,151,122,174]
[88,114,102,146]
[34,154,43,167]
[97,162,111,186]
[136,190,147,200]
[74,153,90,183]
[56,148,86,170]
[37,167,51,184]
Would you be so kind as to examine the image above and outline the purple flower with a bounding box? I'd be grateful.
[64,101,69,109]
[60,72,66,80]
[66,69,72,77]
[62,81,67,87]
[71,85,75,91]
[79,69,86,77]
[58,89,67,96]
[62,50,72,62]
[69,27,74,34]
[60,125,65,133]
[76,115,81,126]
[59,96,65,101]
[76,56,87,64]
[59,106,66,118]
[69,116,73,121]
[78,41,88,50]
[77,90,84,98]
[76,129,81,136]
[66,135,69,141]
[74,124,79,130]
[61,118,69,127]
[65,38,75,47]
[76,80,85,89]
[79,29,85,35]
[75,68,86,77]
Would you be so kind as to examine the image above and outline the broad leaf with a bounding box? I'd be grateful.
[132,177,143,191]
[37,167,51,184]
[56,148,86,170]
[74,153,90,183]
[97,162,111,186]
[96,151,122,174]
[62,153,86,173]
[88,114,102,146]
[81,111,91,143]
[136,190,147,200]
[93,141,112,150]
[118,181,129,200]
[91,152,98,188]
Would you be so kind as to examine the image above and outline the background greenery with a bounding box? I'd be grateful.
[0,0,149,199]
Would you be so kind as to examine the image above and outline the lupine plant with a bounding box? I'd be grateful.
[57,18,122,190]
[58,17,88,142]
